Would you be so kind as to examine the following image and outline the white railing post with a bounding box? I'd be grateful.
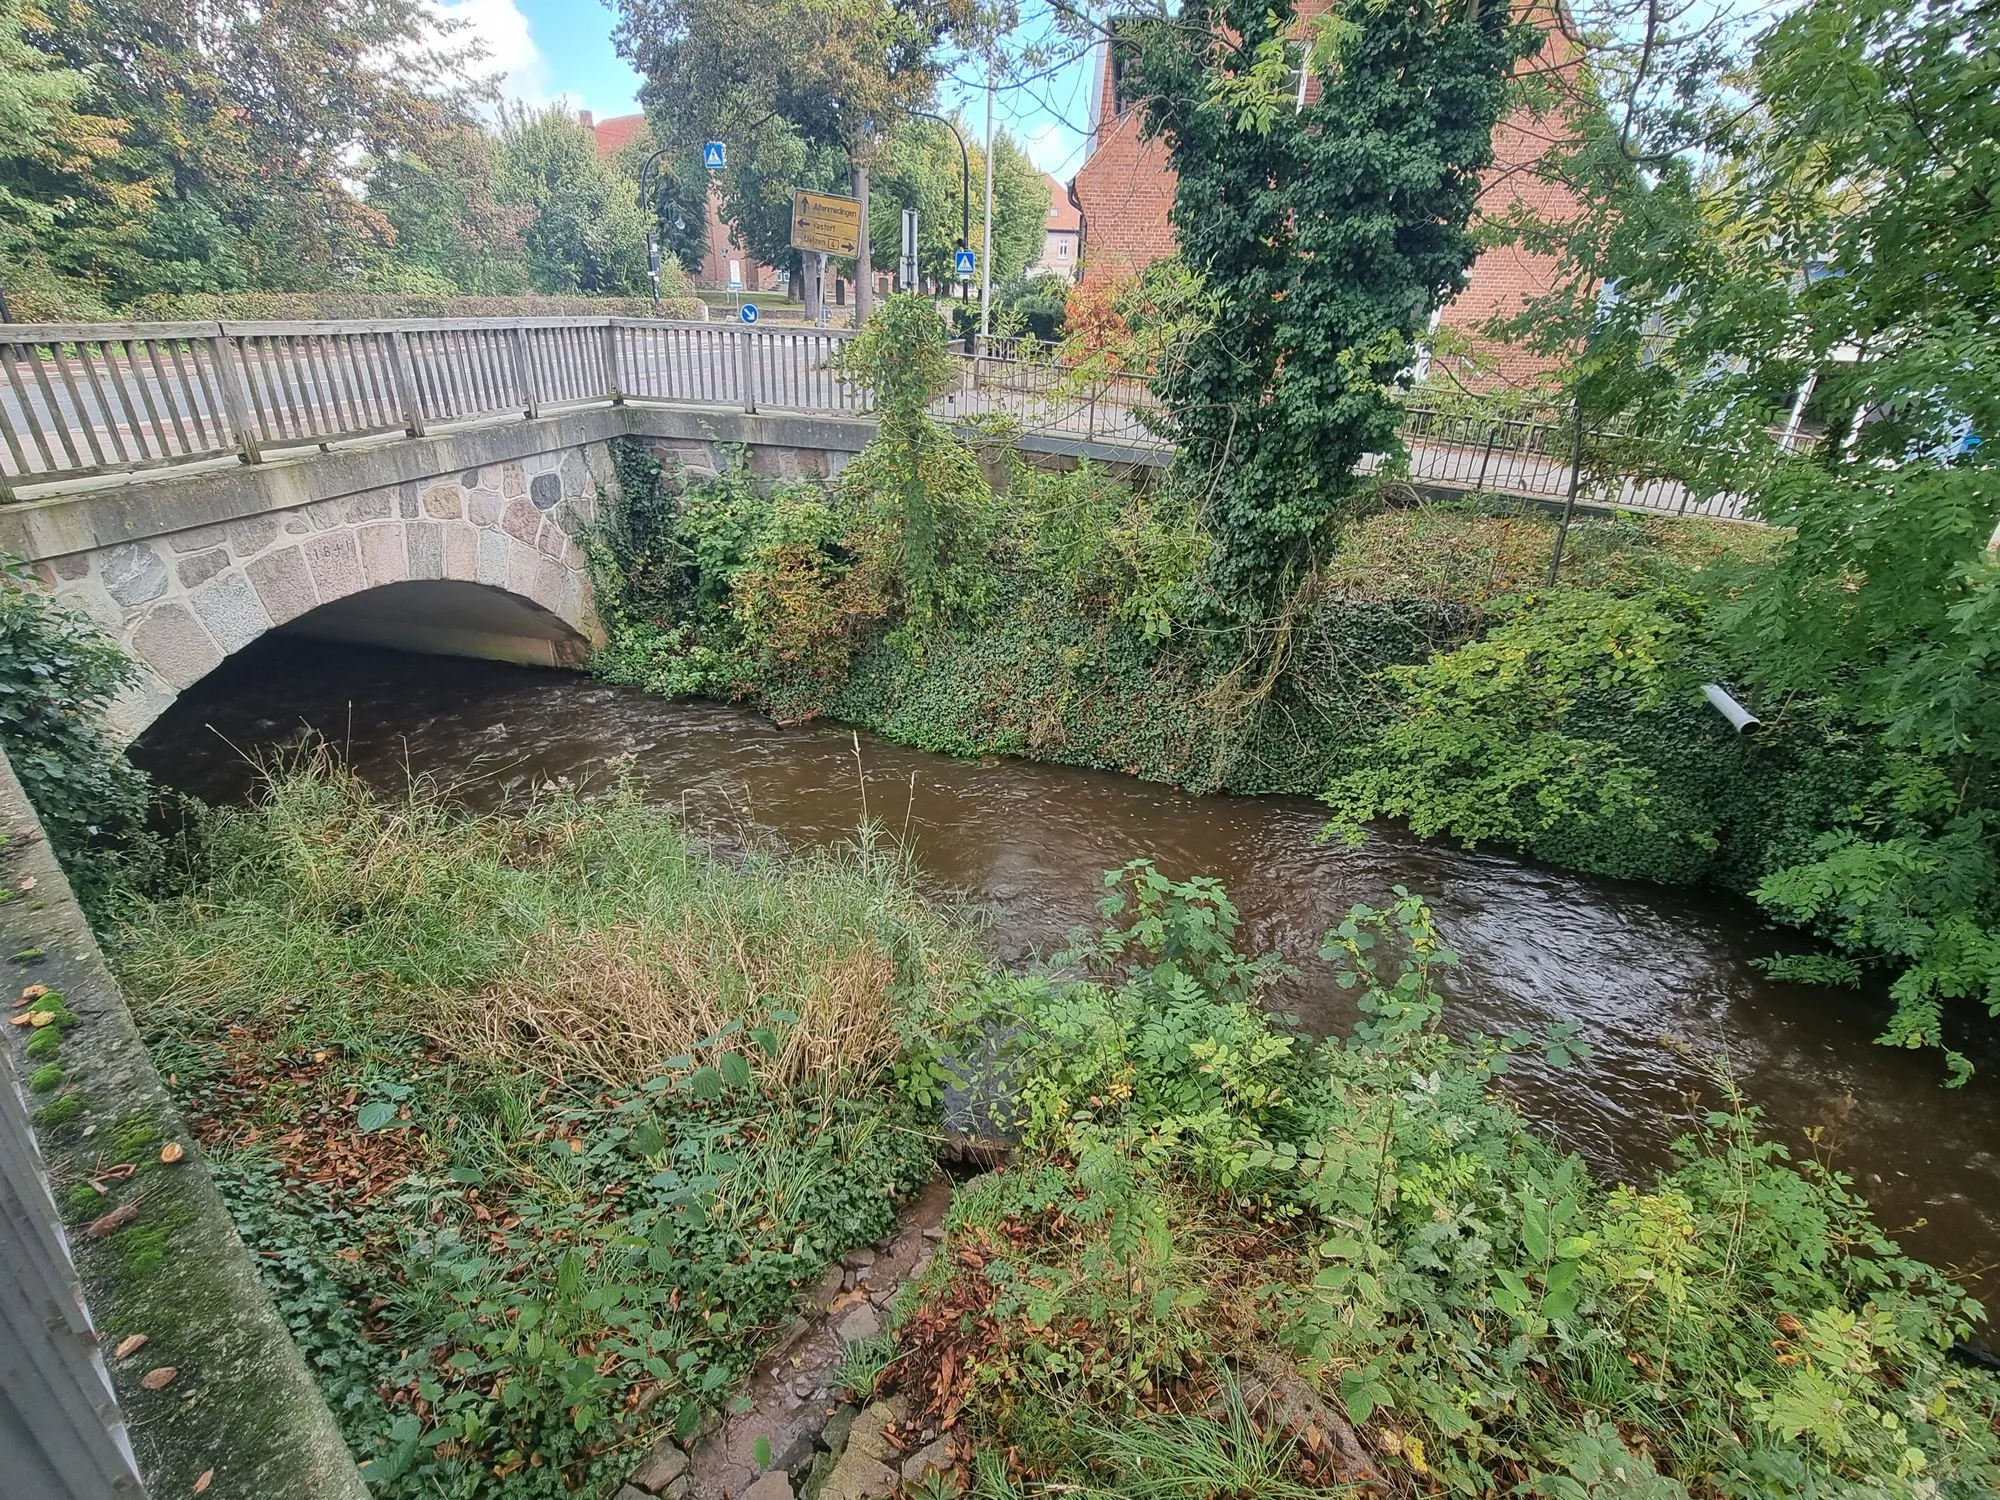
[601,322,622,403]
[205,330,263,464]
[506,323,540,419]
[387,330,427,437]
[737,329,756,414]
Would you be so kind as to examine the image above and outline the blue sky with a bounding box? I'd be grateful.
[442,0,1100,179]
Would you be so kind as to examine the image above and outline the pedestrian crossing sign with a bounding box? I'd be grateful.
[954,248,976,279]
[704,141,726,170]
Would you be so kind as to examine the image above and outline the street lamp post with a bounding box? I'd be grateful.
[904,108,972,302]
[636,149,689,312]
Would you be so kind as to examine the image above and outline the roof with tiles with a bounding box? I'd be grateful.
[591,112,650,157]
[1045,175,1081,234]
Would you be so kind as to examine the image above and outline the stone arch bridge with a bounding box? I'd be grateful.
[0,312,1709,742]
[21,418,617,740]
[0,315,1174,740]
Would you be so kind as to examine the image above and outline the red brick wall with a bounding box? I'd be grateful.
[696,186,783,292]
[1072,44,1178,296]
[1070,12,1583,391]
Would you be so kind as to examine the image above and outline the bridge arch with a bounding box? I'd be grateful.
[39,445,609,742]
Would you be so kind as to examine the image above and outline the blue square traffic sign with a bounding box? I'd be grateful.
[954,248,976,279]
[704,141,726,170]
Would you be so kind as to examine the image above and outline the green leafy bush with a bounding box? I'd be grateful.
[836,294,998,629]
[1012,460,1208,644]
[883,867,2000,1496]
[1322,587,1738,882]
[0,559,149,894]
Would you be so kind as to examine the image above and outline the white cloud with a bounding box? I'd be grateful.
[431,0,551,105]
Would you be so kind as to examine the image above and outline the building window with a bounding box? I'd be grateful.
[1109,18,1143,116]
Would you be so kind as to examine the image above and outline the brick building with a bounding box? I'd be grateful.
[1069,15,1581,391]
[1032,174,1084,281]
[586,112,785,292]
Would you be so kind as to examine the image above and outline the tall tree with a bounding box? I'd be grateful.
[612,0,979,288]
[366,126,533,295]
[13,0,489,301]
[1513,0,2000,1073]
[864,118,1045,286]
[495,108,652,296]
[1122,0,1537,617]
[0,0,131,312]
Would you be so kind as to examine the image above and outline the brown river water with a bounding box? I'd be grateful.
[129,636,2000,1314]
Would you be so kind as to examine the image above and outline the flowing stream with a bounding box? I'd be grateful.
[130,637,2000,1312]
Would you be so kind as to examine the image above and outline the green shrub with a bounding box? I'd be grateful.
[1322,588,1740,882]
[0,560,149,896]
[885,867,2000,1495]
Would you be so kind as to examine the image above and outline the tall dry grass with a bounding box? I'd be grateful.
[114,750,984,1093]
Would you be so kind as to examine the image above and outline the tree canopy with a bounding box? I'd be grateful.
[865,118,1046,287]
[13,0,489,303]
[1507,0,2000,1072]
[614,0,981,284]
[494,108,652,296]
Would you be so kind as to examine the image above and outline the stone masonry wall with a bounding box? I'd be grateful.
[37,445,612,741]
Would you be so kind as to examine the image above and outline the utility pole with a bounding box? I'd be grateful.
[978,67,996,351]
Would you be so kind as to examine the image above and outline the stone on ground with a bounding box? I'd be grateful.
[630,1440,689,1494]
[900,1436,954,1482]
[835,1302,881,1345]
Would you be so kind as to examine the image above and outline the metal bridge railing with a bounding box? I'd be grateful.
[0,317,1768,522]
[0,318,878,498]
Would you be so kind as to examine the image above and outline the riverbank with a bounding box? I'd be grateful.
[108,759,976,1497]
[105,763,2000,1497]
[586,429,1998,1080]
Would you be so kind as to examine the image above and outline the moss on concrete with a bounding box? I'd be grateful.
[32,1089,83,1127]
[111,1112,161,1156]
[0,751,367,1500]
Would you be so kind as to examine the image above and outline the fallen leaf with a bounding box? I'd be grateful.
[159,1143,185,1164]
[568,1138,584,1154]
[25,1009,53,1027]
[139,1367,176,1390]
[7,1012,34,1026]
[193,1469,213,1494]
[87,1202,139,1238]
[114,1334,148,1359]
[15,983,48,1006]
[18,876,35,891]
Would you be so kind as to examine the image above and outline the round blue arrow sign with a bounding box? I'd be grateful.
[740,303,760,324]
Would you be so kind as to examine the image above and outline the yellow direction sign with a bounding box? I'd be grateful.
[791,190,862,257]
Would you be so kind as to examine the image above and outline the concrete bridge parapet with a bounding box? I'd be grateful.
[0,411,639,740]
[0,401,1129,740]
